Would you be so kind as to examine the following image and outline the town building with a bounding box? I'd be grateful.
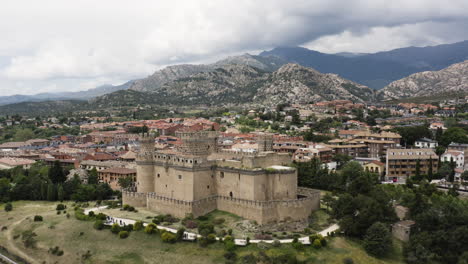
[98,167,137,190]
[414,138,438,149]
[123,132,320,224]
[385,148,438,182]
[441,150,465,169]
[0,157,35,169]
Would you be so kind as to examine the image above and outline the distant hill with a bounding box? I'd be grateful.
[94,63,375,108]
[129,54,287,92]
[0,81,134,106]
[259,40,468,89]
[378,60,468,100]
[0,100,88,115]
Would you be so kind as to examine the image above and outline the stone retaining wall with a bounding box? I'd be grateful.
[122,188,321,224]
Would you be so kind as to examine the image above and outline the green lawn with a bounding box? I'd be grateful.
[0,201,405,264]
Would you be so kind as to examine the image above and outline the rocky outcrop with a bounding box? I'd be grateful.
[379,60,468,100]
[254,63,376,105]
[129,54,286,92]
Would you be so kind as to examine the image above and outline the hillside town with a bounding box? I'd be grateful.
[1,99,467,190]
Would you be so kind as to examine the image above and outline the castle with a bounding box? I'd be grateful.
[122,131,320,224]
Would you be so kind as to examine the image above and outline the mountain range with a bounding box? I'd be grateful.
[0,81,134,106]
[378,60,468,100]
[260,40,468,89]
[0,40,467,113]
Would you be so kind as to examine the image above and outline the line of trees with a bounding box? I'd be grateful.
[0,161,114,203]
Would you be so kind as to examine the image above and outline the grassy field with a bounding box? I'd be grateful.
[0,201,405,264]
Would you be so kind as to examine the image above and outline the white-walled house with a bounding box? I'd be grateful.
[414,138,438,149]
[441,150,464,168]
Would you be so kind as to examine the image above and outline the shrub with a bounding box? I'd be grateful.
[206,234,217,244]
[343,258,354,264]
[66,213,70,218]
[313,239,322,249]
[213,218,225,225]
[144,223,158,234]
[128,206,135,212]
[123,204,130,210]
[224,251,237,261]
[292,241,303,250]
[4,203,12,212]
[198,223,215,237]
[240,254,256,264]
[133,221,143,231]
[223,235,234,242]
[176,228,185,241]
[363,222,392,257]
[88,211,95,217]
[56,204,66,211]
[217,229,227,237]
[272,239,281,247]
[119,231,129,239]
[224,240,236,252]
[161,231,177,243]
[57,211,61,215]
[152,219,161,225]
[227,228,233,235]
[184,220,198,229]
[94,220,104,230]
[49,246,64,256]
[197,215,208,221]
[304,228,311,234]
[111,223,121,234]
[33,215,43,222]
[96,213,107,220]
[122,224,133,232]
[320,237,327,247]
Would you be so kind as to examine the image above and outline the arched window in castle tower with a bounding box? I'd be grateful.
[157,174,160,178]
[229,191,233,198]
[178,175,182,180]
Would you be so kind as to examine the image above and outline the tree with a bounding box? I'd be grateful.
[333,154,352,169]
[439,163,454,182]
[340,161,364,185]
[14,128,35,141]
[57,184,64,202]
[21,230,37,248]
[87,168,98,185]
[428,158,433,180]
[415,160,421,180]
[439,127,468,147]
[322,193,334,212]
[363,222,392,257]
[0,178,10,200]
[47,183,56,201]
[49,160,65,184]
[118,176,134,189]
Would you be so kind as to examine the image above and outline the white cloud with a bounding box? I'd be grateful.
[0,0,468,95]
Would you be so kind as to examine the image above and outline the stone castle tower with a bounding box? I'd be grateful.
[136,133,155,193]
[256,133,273,152]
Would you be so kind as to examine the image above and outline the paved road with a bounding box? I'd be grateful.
[0,252,18,264]
[89,206,340,246]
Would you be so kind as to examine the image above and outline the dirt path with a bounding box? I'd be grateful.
[5,215,40,264]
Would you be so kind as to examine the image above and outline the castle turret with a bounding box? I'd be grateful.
[176,130,218,157]
[257,133,273,152]
[136,133,155,193]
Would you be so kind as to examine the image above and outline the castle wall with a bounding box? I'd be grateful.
[153,165,196,200]
[136,162,154,193]
[122,191,147,208]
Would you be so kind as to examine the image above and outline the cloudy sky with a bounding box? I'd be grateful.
[1,0,468,96]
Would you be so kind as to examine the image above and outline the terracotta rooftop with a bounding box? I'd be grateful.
[99,167,136,174]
